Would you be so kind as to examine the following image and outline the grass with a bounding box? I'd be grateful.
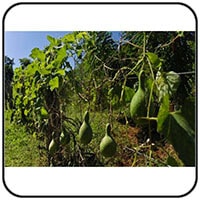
[4,110,43,166]
[4,107,182,167]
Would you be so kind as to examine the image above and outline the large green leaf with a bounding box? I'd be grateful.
[181,96,195,130]
[47,35,58,46]
[146,52,161,68]
[56,69,65,76]
[63,33,75,43]
[120,85,135,103]
[57,47,67,61]
[157,94,170,133]
[30,48,45,62]
[39,68,51,75]
[159,111,195,166]
[26,64,39,75]
[49,76,59,91]
[167,156,179,166]
[156,71,180,101]
[76,32,89,40]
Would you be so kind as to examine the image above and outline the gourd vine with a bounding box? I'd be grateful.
[7,31,195,166]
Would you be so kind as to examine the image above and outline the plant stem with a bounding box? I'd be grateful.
[147,81,154,118]
[139,117,157,121]
[143,32,146,57]
[127,32,147,76]
[146,52,156,141]
[148,148,152,166]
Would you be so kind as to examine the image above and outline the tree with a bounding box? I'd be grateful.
[19,58,32,69]
[11,31,195,166]
[121,32,195,104]
[74,31,118,111]
[4,56,14,109]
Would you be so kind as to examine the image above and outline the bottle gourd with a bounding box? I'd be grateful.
[48,139,58,155]
[100,123,117,157]
[79,111,93,145]
[130,70,146,118]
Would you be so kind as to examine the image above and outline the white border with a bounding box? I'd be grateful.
[2,2,197,197]
[4,167,196,196]
[4,4,196,31]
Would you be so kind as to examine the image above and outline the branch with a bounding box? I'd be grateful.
[158,34,181,49]
[122,40,143,49]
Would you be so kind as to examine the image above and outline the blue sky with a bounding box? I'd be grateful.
[5,31,121,68]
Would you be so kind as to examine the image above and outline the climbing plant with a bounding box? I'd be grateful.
[10,31,195,166]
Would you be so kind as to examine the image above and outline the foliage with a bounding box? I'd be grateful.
[4,56,14,109]
[8,31,196,166]
[157,110,195,166]
[5,110,43,166]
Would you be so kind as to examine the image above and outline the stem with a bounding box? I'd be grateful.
[120,76,127,102]
[148,120,152,141]
[125,146,167,166]
[122,39,143,49]
[147,81,154,140]
[148,148,152,166]
[147,57,155,80]
[147,81,155,118]
[139,116,157,121]
[143,32,146,57]
[146,52,156,141]
[131,147,138,167]
[127,32,147,77]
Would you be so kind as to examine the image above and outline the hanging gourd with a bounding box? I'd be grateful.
[100,123,117,157]
[130,70,146,119]
[48,138,59,156]
[78,111,93,145]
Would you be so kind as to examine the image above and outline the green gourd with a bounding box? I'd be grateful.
[100,123,117,157]
[48,139,58,155]
[130,70,146,118]
[60,130,70,145]
[79,111,93,145]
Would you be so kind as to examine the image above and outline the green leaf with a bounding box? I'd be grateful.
[57,47,66,61]
[24,109,29,116]
[77,32,89,40]
[15,82,23,89]
[49,76,59,91]
[30,48,45,62]
[166,71,180,92]
[56,69,65,76]
[39,67,51,75]
[181,97,195,130]
[172,112,195,137]
[156,71,180,101]
[40,107,48,117]
[146,52,161,67]
[26,64,38,75]
[47,35,57,46]
[160,111,195,166]
[157,94,170,133]
[63,34,75,43]
[167,156,179,166]
[23,96,29,106]
[121,86,135,103]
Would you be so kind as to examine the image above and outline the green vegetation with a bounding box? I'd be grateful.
[130,70,146,119]
[4,31,195,167]
[100,123,117,158]
[5,110,43,166]
[78,111,93,145]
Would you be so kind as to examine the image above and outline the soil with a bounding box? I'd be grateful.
[112,118,181,167]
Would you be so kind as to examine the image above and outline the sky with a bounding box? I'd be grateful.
[5,31,121,68]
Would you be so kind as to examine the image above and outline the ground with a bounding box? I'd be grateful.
[4,110,183,167]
